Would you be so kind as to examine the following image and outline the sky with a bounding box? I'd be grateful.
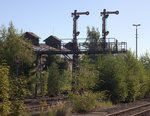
[0,0,150,56]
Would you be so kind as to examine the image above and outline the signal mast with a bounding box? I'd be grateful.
[100,9,119,51]
[71,10,89,71]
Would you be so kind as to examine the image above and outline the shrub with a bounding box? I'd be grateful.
[47,102,71,116]
[55,102,71,116]
[11,101,25,116]
[122,52,149,102]
[9,77,29,100]
[72,55,98,94]
[47,62,71,96]
[71,91,105,112]
[40,101,47,116]
[0,64,11,116]
[97,54,128,103]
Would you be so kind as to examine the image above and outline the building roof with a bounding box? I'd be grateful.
[33,44,57,51]
[25,32,40,39]
[44,35,61,42]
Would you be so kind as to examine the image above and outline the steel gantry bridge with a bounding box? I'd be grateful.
[33,9,127,96]
[35,9,127,71]
[35,38,127,55]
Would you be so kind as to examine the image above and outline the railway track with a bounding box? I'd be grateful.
[7,97,66,116]
[7,96,66,115]
[24,97,66,113]
[25,103,56,113]
[107,102,150,116]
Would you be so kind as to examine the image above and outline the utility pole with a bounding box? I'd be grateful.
[71,10,89,71]
[100,9,119,51]
[133,24,141,58]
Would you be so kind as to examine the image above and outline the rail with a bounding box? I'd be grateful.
[107,103,150,116]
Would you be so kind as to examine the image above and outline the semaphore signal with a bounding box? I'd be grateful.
[100,9,119,51]
[71,10,89,71]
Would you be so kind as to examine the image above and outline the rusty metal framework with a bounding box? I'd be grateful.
[34,9,127,72]
[101,9,119,51]
[35,38,127,54]
[34,9,127,96]
[71,10,89,71]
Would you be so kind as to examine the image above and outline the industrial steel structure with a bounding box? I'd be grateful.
[33,9,127,71]
[25,9,128,96]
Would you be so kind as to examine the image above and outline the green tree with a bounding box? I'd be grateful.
[140,52,150,76]
[72,55,98,93]
[0,63,11,116]
[41,71,48,96]
[97,54,128,103]
[84,26,101,51]
[139,52,150,96]
[124,51,149,102]
[44,55,68,70]
[69,56,104,112]
[0,22,35,77]
[47,62,71,96]
[0,22,35,99]
[83,26,101,62]
[9,77,29,100]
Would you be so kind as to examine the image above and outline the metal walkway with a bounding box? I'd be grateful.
[34,38,127,55]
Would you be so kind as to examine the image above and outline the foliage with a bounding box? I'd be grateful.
[44,55,68,71]
[55,102,71,116]
[124,51,149,101]
[1,22,150,113]
[0,63,11,116]
[9,76,30,100]
[72,55,98,93]
[0,22,35,77]
[47,62,71,96]
[69,56,103,112]
[96,54,128,103]
[45,102,71,116]
[96,52,150,103]
[40,101,47,116]
[140,52,150,97]
[11,101,25,116]
[0,22,36,99]
[140,51,150,76]
[84,26,101,51]
[41,71,48,96]
[98,101,112,108]
[70,91,105,112]
[27,71,37,97]
[83,26,101,62]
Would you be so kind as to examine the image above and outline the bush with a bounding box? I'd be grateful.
[47,102,71,116]
[55,102,71,116]
[9,77,30,100]
[47,62,71,96]
[0,64,11,116]
[11,101,25,116]
[40,101,47,116]
[70,91,105,112]
[124,52,149,102]
[97,54,128,103]
[72,55,98,94]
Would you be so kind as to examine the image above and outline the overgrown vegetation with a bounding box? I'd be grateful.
[0,63,11,116]
[1,23,150,115]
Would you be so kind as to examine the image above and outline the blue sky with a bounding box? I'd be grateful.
[0,0,150,56]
